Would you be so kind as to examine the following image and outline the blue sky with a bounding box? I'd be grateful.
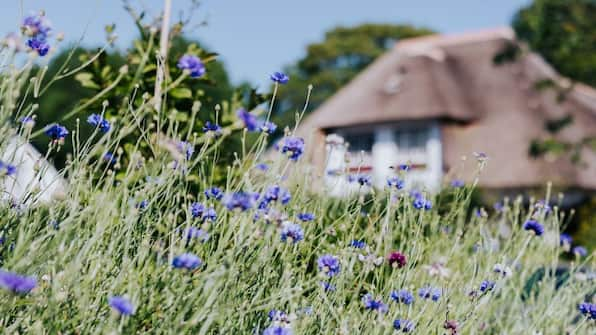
[1,0,530,87]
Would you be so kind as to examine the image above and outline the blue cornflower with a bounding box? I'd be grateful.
[22,12,51,38]
[261,185,291,208]
[578,302,596,320]
[204,207,217,222]
[255,163,269,171]
[451,179,465,188]
[390,289,414,305]
[534,200,552,214]
[184,227,210,243]
[317,254,341,277]
[202,121,222,136]
[418,286,441,301]
[398,164,410,171]
[572,246,588,257]
[45,124,69,142]
[237,108,259,131]
[223,192,256,211]
[354,174,372,186]
[0,270,36,294]
[493,201,504,212]
[560,233,573,246]
[276,137,305,161]
[393,319,415,333]
[190,202,205,219]
[523,219,544,236]
[319,281,336,292]
[204,187,224,201]
[0,161,16,176]
[87,113,111,133]
[479,280,495,293]
[349,239,367,249]
[361,294,388,313]
[103,152,117,166]
[176,141,195,161]
[20,116,36,127]
[177,54,206,78]
[387,176,405,189]
[268,309,288,322]
[270,71,289,84]
[260,121,277,134]
[27,37,50,56]
[413,195,432,210]
[108,296,135,316]
[297,213,315,222]
[263,326,292,335]
[172,253,202,270]
[136,199,149,210]
[280,222,304,243]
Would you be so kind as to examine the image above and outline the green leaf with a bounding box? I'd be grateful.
[169,88,193,99]
[74,72,100,90]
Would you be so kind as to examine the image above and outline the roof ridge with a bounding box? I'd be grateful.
[395,27,514,50]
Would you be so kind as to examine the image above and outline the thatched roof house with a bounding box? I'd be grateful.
[296,28,596,194]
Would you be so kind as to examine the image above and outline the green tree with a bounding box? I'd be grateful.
[513,0,596,87]
[272,24,434,128]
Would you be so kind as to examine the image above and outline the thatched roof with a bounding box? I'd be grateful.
[297,28,596,189]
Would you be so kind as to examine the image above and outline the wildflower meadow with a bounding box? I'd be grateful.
[0,9,595,335]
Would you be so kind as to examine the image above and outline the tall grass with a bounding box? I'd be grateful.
[0,31,594,335]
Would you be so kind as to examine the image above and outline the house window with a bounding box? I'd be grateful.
[343,132,375,152]
[394,127,430,165]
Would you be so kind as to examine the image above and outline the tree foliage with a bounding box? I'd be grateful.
[513,0,596,87]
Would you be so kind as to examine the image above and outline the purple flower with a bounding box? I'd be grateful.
[270,71,289,84]
[280,222,304,243]
[108,296,135,316]
[0,161,16,176]
[136,199,149,210]
[260,121,277,134]
[578,302,596,320]
[276,137,305,161]
[398,164,410,171]
[22,12,51,38]
[202,121,222,136]
[317,254,341,277]
[172,253,202,270]
[319,281,336,292]
[493,201,504,212]
[349,239,367,249]
[297,213,315,222]
[26,37,50,56]
[190,202,206,219]
[204,187,224,201]
[263,326,292,335]
[393,319,415,333]
[223,192,256,211]
[560,233,573,246]
[87,113,111,133]
[572,246,587,257]
[268,309,288,322]
[103,152,117,166]
[413,195,432,210]
[260,185,291,208]
[451,179,465,188]
[418,286,441,301]
[387,176,405,189]
[353,174,372,186]
[0,270,36,294]
[523,219,544,236]
[361,294,388,313]
[45,124,69,142]
[184,227,210,243]
[237,108,259,132]
[177,54,206,78]
[387,251,407,269]
[390,289,414,305]
[176,141,195,161]
[479,280,495,293]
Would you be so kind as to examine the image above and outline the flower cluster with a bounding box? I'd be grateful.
[393,319,415,333]
[361,294,388,313]
[522,219,544,236]
[190,202,216,222]
[280,221,304,243]
[45,124,69,144]
[276,137,305,161]
[387,176,405,189]
[172,253,202,270]
[223,192,257,212]
[202,121,223,137]
[22,12,51,56]
[108,296,135,316]
[0,270,36,294]
[418,286,442,301]
[578,302,596,320]
[317,254,341,277]
[390,289,414,305]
